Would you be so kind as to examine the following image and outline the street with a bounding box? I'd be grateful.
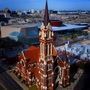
[0,65,23,90]
[74,63,90,90]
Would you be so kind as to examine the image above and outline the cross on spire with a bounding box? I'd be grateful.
[44,0,49,27]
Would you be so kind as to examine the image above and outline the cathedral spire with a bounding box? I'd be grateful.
[44,0,49,27]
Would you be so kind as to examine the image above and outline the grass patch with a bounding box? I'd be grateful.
[29,85,38,90]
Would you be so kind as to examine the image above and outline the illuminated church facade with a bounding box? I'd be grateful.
[14,1,70,90]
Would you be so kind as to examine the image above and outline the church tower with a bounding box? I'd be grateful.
[39,0,54,90]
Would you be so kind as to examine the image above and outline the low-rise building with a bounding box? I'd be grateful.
[1,24,39,45]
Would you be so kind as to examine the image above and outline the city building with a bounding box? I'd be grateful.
[0,14,9,26]
[57,43,90,61]
[14,0,70,90]
[1,24,39,45]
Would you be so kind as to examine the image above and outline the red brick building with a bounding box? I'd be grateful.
[14,0,70,90]
[50,20,63,27]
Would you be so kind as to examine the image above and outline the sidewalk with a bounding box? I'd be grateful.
[0,61,29,90]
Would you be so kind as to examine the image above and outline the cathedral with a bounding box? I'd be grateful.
[14,0,70,90]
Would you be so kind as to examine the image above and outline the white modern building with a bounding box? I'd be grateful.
[56,43,90,61]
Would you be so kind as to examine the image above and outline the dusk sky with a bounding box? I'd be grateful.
[0,0,90,10]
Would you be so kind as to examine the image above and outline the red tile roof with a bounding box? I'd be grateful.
[18,45,57,64]
[24,46,40,63]
[18,46,40,63]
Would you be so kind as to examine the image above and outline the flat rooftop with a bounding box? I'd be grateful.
[1,23,88,31]
[52,24,88,31]
[3,23,38,28]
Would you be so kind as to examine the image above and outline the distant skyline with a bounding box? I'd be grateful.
[0,0,90,11]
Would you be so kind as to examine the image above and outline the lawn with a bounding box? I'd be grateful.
[29,85,38,90]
